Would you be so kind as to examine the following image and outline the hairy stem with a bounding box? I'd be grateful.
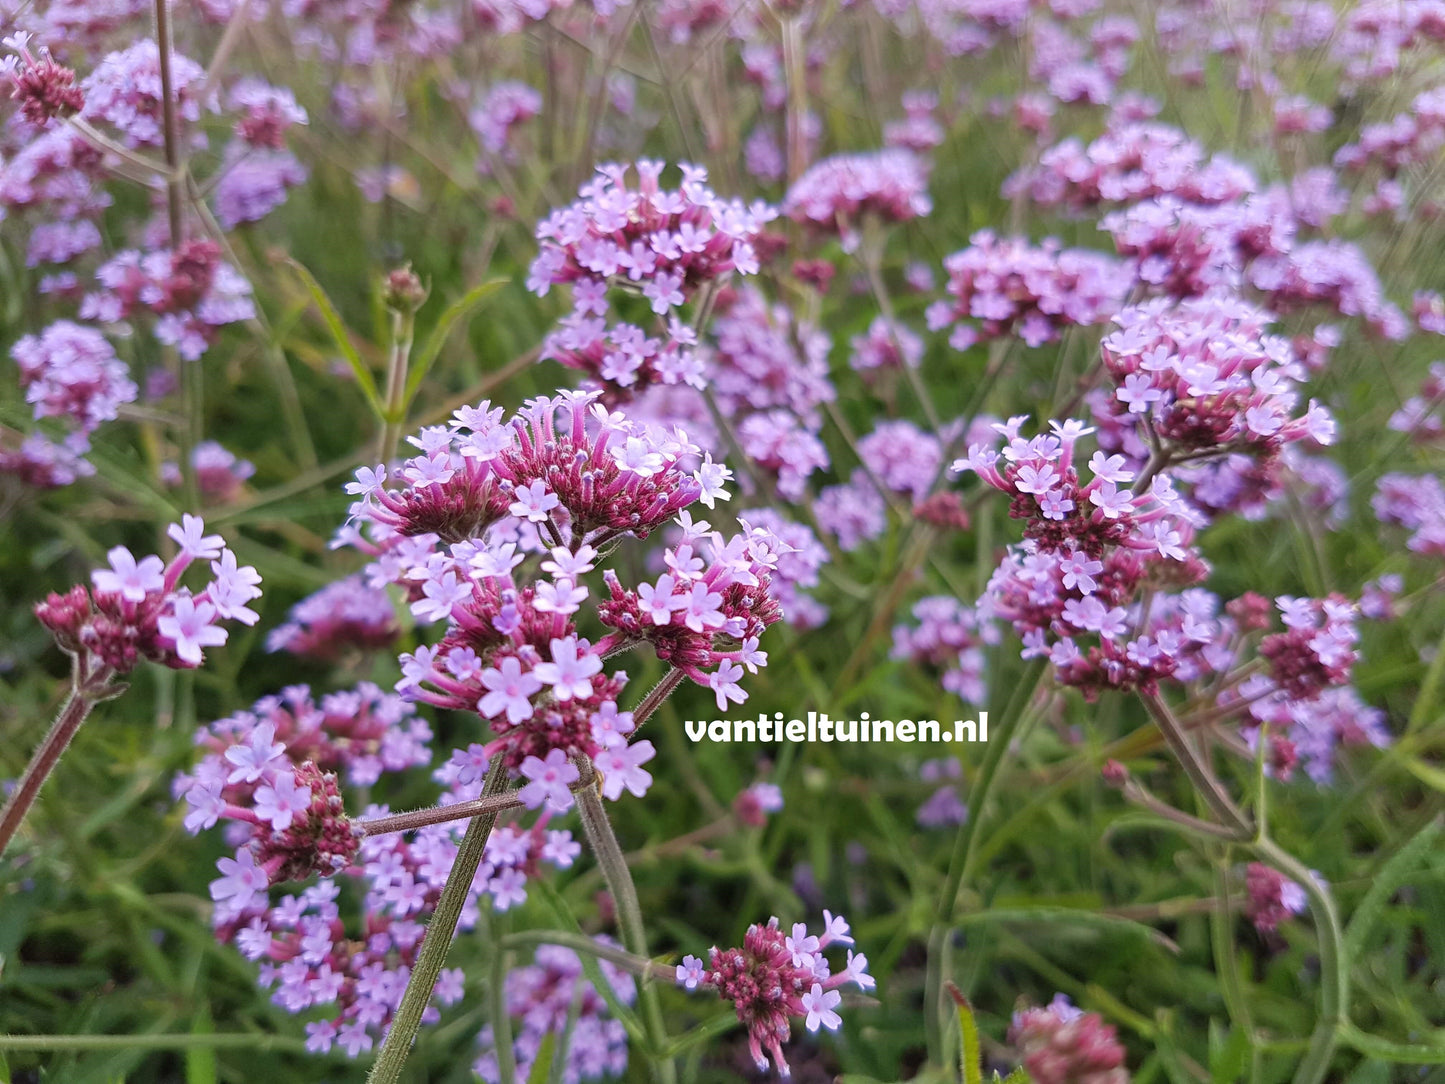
[632,667,685,732]
[574,757,677,1084]
[366,759,508,1084]
[0,660,114,859]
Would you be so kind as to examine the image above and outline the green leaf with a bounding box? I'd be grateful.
[402,279,508,411]
[1207,1022,1250,1084]
[527,1031,556,1084]
[1344,816,1443,958]
[995,1070,1031,1084]
[283,258,385,417]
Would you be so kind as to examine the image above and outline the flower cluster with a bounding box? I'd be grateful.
[1373,473,1445,559]
[892,596,994,704]
[474,943,633,1083]
[2,31,84,126]
[265,576,400,661]
[34,515,261,673]
[350,390,719,547]
[81,239,256,360]
[1243,861,1306,934]
[1388,362,1445,443]
[1005,122,1255,212]
[783,149,932,249]
[161,440,256,502]
[675,913,872,1076]
[80,38,210,148]
[178,681,585,1058]
[1007,994,1130,1084]
[915,757,968,828]
[530,161,771,394]
[10,319,135,433]
[0,431,95,489]
[597,520,785,709]
[1097,296,1335,466]
[927,231,1127,349]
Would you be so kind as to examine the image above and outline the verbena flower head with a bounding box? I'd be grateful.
[10,319,136,433]
[474,942,634,1082]
[34,515,260,673]
[2,31,85,126]
[179,681,585,1057]
[892,596,997,704]
[530,161,773,395]
[1007,994,1129,1084]
[1098,295,1335,469]
[351,390,709,546]
[676,913,871,1076]
[927,231,1128,350]
[1243,861,1307,934]
[784,148,931,250]
[265,575,400,660]
[1005,122,1256,212]
[81,239,256,360]
[80,38,211,148]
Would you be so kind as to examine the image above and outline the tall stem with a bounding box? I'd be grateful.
[923,658,1046,1064]
[1252,836,1347,1084]
[377,307,416,465]
[1138,691,1250,835]
[573,758,677,1084]
[0,662,112,858]
[153,0,185,245]
[366,759,508,1084]
[781,16,808,186]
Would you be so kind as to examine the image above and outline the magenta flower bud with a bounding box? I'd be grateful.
[1007,996,1130,1084]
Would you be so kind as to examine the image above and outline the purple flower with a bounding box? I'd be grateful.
[517,749,580,812]
[92,546,165,602]
[157,596,228,664]
[477,656,542,724]
[210,848,269,910]
[532,637,601,701]
[594,740,656,800]
[801,983,843,1032]
[253,770,312,831]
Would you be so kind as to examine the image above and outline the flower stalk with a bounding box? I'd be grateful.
[366,758,509,1084]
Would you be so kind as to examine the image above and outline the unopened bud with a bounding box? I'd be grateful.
[382,265,428,314]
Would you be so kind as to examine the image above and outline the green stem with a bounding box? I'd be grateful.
[377,308,416,464]
[1251,835,1347,1084]
[573,758,677,1084]
[0,1033,316,1053]
[488,910,518,1084]
[923,657,1047,1065]
[366,759,508,1084]
[1138,691,1250,835]
[1211,853,1262,1082]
